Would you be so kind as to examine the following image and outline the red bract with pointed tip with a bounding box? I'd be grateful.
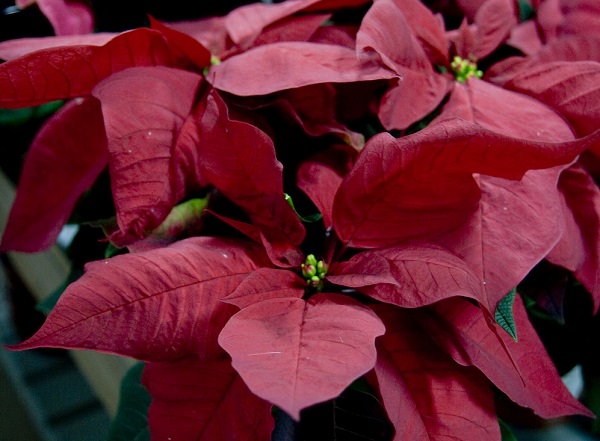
[0,97,107,252]
[0,28,210,109]
[331,116,594,247]
[489,61,600,137]
[16,0,95,36]
[371,304,501,440]
[546,164,600,310]
[0,33,116,61]
[92,67,205,244]
[142,357,275,440]
[416,295,594,419]
[219,294,385,420]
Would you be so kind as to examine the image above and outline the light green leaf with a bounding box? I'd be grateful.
[150,196,210,238]
[517,0,535,22]
[284,193,322,223]
[495,288,518,341]
[107,362,151,441]
[0,100,64,126]
[583,373,600,435]
[499,418,518,441]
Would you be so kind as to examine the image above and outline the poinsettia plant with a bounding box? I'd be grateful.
[1,0,600,439]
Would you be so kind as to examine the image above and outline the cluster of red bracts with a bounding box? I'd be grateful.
[1,0,600,439]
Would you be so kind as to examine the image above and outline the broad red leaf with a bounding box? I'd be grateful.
[205,212,304,269]
[0,29,189,109]
[252,13,332,49]
[356,0,451,130]
[90,66,205,246]
[497,61,600,137]
[484,55,531,85]
[19,0,94,36]
[436,168,566,309]
[196,90,305,265]
[0,33,115,61]
[268,84,365,149]
[451,19,477,62]
[224,0,317,48]
[224,0,368,48]
[310,22,359,48]
[506,21,543,55]
[409,81,581,307]
[328,242,485,309]
[161,12,330,62]
[13,237,271,361]
[371,304,500,441]
[438,79,576,141]
[383,0,448,66]
[332,117,595,248]
[471,0,517,60]
[417,296,594,418]
[547,164,600,310]
[534,36,600,63]
[164,16,229,56]
[0,97,107,252]
[143,357,274,440]
[414,81,599,307]
[296,144,357,228]
[218,293,385,419]
[491,37,600,85]
[534,0,561,41]
[454,0,488,20]
[222,267,305,309]
[557,0,600,39]
[148,16,212,70]
[207,41,397,97]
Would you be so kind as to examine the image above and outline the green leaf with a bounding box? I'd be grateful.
[105,242,125,259]
[521,293,557,322]
[499,418,518,441]
[107,362,151,441]
[517,0,536,22]
[150,196,210,238]
[583,372,600,435]
[495,288,518,341]
[132,428,151,441]
[284,193,322,223]
[0,100,64,126]
[275,377,394,441]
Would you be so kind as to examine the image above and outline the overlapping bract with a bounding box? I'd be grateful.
[2,0,600,440]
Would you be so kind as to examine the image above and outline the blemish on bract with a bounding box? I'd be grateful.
[247,351,282,356]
